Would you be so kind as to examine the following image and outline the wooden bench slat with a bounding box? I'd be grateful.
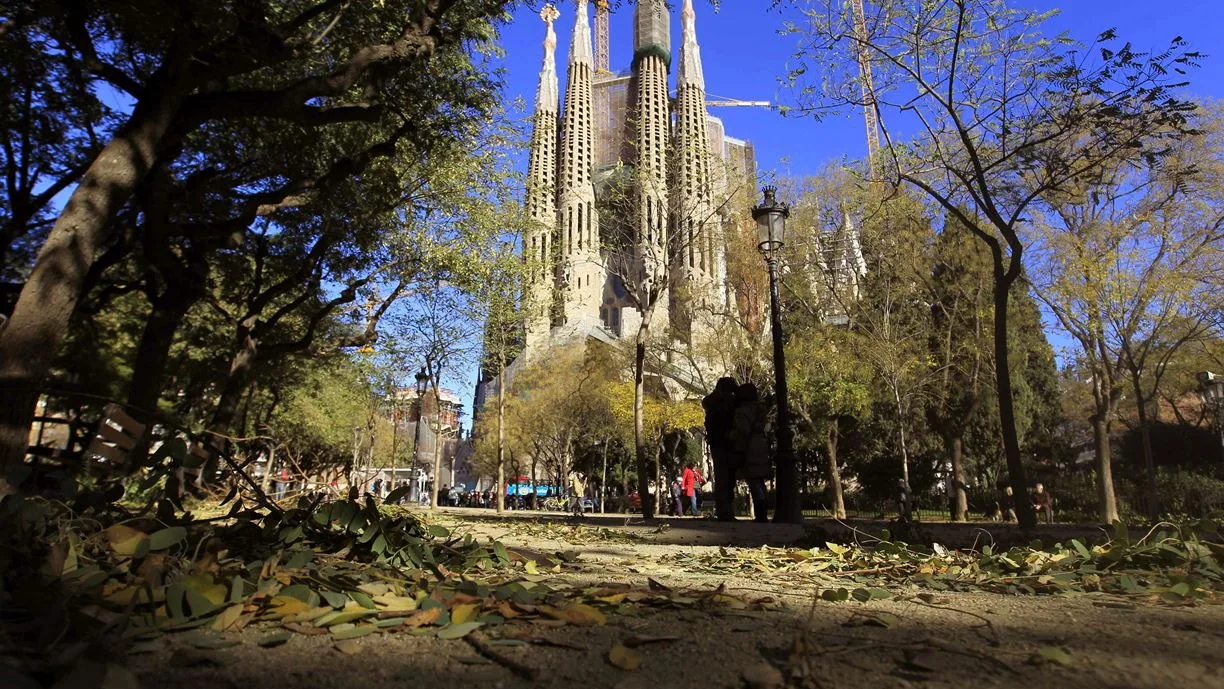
[87,441,125,464]
[97,422,138,450]
[102,403,145,436]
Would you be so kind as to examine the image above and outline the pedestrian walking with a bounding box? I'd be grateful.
[681,463,705,517]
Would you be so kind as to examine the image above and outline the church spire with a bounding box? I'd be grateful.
[557,0,603,327]
[626,0,671,330]
[535,5,560,115]
[671,0,718,338]
[678,0,704,90]
[523,5,561,356]
[570,0,593,65]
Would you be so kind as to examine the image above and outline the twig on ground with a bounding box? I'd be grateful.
[910,599,1001,646]
[919,636,1020,674]
[465,633,540,681]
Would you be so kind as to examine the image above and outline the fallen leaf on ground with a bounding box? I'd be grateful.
[742,663,784,688]
[622,634,680,648]
[538,603,606,626]
[1033,646,1073,667]
[282,622,328,636]
[334,640,362,655]
[437,622,483,640]
[258,631,291,647]
[647,578,671,591]
[608,644,642,670]
[401,608,443,628]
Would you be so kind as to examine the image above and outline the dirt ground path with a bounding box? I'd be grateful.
[131,509,1224,689]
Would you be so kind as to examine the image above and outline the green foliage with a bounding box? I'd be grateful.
[266,356,375,467]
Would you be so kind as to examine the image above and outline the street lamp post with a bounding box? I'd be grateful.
[410,367,429,502]
[753,186,803,524]
[1198,371,1224,465]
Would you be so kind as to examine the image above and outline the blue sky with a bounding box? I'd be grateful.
[495,1,1224,184]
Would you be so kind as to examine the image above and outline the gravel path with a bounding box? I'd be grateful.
[130,510,1224,689]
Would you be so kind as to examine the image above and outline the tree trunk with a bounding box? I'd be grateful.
[1127,366,1159,522]
[123,294,194,471]
[949,435,968,522]
[992,277,1036,528]
[389,396,400,497]
[430,415,442,510]
[496,364,505,514]
[893,385,911,485]
[530,456,538,510]
[634,335,653,520]
[0,81,191,479]
[127,296,191,419]
[203,332,259,482]
[600,439,609,514]
[653,440,662,514]
[1092,415,1120,523]
[824,424,845,519]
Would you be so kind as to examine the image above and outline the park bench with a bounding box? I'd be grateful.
[83,403,147,469]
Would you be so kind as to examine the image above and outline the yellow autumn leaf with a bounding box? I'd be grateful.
[373,594,418,611]
[451,603,479,625]
[524,560,539,575]
[267,596,311,618]
[201,584,228,606]
[596,593,628,605]
[539,603,606,626]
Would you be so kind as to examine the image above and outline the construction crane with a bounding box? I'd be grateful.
[704,93,773,109]
[594,0,610,75]
[705,97,772,109]
[850,0,881,173]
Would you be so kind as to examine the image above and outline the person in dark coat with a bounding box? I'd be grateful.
[731,383,772,522]
[702,377,740,521]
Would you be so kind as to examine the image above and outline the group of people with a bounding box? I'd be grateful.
[703,377,774,522]
[996,483,1054,523]
[664,463,709,517]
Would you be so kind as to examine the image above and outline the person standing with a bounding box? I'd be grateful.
[702,377,740,521]
[732,383,772,522]
[570,472,587,517]
[671,478,683,516]
[681,463,705,517]
[896,479,913,524]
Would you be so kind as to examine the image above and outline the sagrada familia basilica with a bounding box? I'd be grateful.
[520,0,757,362]
[472,0,868,412]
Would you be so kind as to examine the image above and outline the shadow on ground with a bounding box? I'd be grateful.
[129,588,1224,689]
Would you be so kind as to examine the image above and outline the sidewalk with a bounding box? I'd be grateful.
[420,505,1109,549]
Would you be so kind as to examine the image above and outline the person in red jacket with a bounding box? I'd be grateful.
[682,463,705,517]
